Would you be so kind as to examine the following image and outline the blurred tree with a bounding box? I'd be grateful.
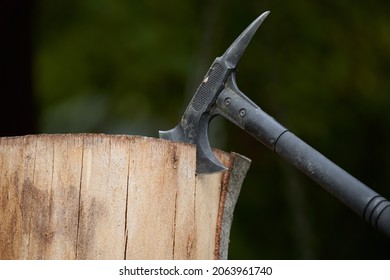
[31,0,390,258]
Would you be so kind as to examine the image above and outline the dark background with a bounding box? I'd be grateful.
[2,0,390,259]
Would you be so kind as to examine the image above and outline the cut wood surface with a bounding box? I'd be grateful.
[0,134,251,260]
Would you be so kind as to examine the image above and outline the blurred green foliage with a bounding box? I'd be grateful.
[33,0,390,258]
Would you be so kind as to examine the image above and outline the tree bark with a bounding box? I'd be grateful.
[0,134,250,260]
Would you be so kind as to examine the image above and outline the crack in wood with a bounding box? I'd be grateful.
[0,134,250,260]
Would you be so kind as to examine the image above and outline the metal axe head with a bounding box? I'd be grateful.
[159,11,270,174]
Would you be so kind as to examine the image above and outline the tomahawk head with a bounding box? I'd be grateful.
[159,11,270,174]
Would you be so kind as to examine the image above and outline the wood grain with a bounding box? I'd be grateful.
[0,134,250,259]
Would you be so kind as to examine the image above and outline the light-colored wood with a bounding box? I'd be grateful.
[0,134,250,260]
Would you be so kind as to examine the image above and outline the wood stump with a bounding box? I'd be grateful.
[0,134,250,259]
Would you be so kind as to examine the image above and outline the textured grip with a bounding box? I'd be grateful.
[364,196,390,238]
[192,63,224,111]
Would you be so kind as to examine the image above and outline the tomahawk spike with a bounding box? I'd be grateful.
[223,11,270,68]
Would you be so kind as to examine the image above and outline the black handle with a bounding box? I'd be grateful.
[215,82,390,238]
[274,131,390,238]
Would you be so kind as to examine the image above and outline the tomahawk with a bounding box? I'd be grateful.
[159,11,390,237]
